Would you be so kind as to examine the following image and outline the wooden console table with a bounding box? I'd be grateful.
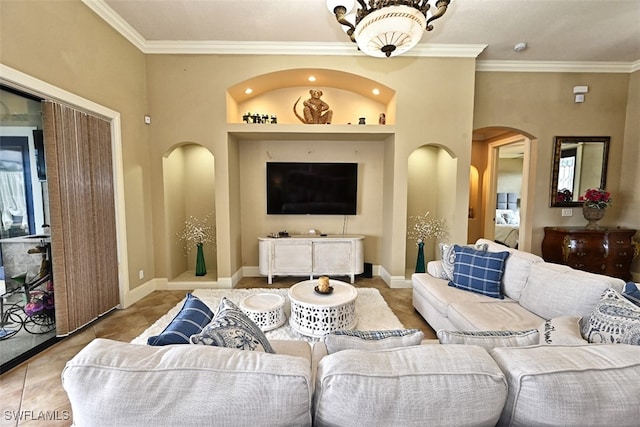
[541,227,639,281]
[258,235,364,284]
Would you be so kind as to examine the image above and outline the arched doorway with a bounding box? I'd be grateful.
[162,143,217,282]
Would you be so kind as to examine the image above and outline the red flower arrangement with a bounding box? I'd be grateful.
[579,188,612,209]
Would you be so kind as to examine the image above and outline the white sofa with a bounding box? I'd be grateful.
[63,336,640,427]
[63,244,640,426]
[412,238,626,333]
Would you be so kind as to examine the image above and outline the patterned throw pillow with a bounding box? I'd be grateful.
[538,316,586,345]
[623,282,640,307]
[147,293,214,346]
[437,329,539,350]
[324,329,424,354]
[583,288,640,345]
[439,242,489,281]
[448,245,509,299]
[190,297,275,353]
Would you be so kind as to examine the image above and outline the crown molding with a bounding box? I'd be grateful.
[82,0,638,72]
[143,40,487,58]
[82,0,146,51]
[476,60,638,73]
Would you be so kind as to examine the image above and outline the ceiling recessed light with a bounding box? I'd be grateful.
[244,88,253,95]
[372,88,380,95]
[308,76,317,82]
[513,42,527,52]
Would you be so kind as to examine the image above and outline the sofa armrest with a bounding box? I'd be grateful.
[426,260,445,278]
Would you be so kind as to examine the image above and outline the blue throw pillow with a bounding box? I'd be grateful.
[623,282,640,307]
[448,245,509,299]
[147,293,214,346]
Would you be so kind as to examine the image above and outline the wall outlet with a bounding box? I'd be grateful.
[139,269,144,280]
[561,208,573,217]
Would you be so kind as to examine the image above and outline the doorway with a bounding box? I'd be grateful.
[470,128,535,252]
[0,86,56,372]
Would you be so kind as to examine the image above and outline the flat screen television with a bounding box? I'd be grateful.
[266,162,358,215]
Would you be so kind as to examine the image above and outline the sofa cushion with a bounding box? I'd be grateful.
[439,242,488,281]
[313,345,507,427]
[623,282,640,307]
[491,345,640,426]
[62,339,313,427]
[147,293,213,346]
[447,300,544,331]
[519,262,625,320]
[583,287,640,345]
[190,297,274,353]
[413,273,501,318]
[448,245,510,299]
[437,329,539,349]
[324,329,423,354]
[538,315,586,345]
[476,239,544,301]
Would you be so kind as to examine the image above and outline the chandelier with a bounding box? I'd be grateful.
[327,0,451,58]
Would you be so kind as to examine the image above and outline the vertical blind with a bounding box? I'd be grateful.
[42,101,119,335]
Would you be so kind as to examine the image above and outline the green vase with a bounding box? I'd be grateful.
[415,241,426,273]
[195,243,207,276]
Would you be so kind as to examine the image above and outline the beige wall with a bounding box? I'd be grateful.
[0,0,153,291]
[620,70,640,280]
[473,72,634,264]
[145,55,476,283]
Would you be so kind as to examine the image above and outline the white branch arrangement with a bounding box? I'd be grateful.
[407,212,448,245]
[177,211,216,252]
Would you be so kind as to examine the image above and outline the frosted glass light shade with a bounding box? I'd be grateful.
[354,5,426,58]
[327,0,355,14]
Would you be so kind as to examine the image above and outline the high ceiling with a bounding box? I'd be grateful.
[87,0,640,67]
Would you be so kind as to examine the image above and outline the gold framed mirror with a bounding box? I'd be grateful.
[549,136,610,207]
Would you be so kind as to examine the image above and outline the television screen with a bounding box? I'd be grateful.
[266,162,358,215]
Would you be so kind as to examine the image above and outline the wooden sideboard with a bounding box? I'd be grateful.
[541,227,639,281]
[258,235,364,284]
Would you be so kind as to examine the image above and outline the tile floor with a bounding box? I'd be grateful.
[0,276,434,426]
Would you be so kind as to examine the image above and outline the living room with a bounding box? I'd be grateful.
[1,0,639,422]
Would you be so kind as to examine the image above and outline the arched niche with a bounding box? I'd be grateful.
[162,143,217,281]
[226,68,396,125]
[406,144,457,275]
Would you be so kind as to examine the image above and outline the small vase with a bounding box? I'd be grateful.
[582,206,605,230]
[195,243,207,276]
[415,241,426,273]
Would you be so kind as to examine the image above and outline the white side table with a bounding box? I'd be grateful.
[239,293,286,331]
[288,279,357,338]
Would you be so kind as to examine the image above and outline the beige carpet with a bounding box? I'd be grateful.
[131,287,404,343]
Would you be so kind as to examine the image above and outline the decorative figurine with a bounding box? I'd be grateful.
[379,113,386,125]
[293,89,333,124]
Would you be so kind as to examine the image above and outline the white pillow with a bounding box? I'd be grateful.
[538,316,586,345]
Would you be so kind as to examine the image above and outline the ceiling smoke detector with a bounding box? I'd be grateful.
[514,42,528,52]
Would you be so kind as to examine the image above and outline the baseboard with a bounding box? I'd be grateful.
[122,278,159,308]
[378,265,412,288]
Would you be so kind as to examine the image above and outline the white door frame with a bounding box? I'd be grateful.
[484,134,536,252]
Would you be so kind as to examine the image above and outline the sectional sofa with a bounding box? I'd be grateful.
[62,238,640,426]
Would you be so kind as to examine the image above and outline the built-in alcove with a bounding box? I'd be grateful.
[406,145,457,276]
[226,68,396,126]
[162,143,217,282]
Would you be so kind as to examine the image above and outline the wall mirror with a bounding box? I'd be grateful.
[550,136,610,207]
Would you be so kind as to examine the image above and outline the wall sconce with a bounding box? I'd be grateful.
[573,85,589,103]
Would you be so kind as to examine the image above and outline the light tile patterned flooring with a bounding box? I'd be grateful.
[0,276,434,426]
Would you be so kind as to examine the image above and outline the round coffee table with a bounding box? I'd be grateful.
[288,279,357,338]
[239,293,286,331]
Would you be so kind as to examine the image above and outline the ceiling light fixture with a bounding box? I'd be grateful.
[308,76,317,82]
[327,0,451,58]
